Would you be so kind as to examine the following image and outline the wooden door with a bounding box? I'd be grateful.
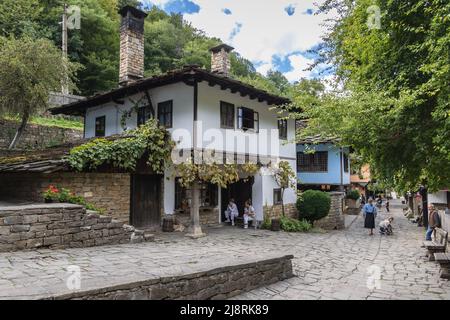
[130,174,161,228]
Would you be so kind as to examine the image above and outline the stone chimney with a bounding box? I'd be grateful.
[210,44,234,77]
[118,6,148,86]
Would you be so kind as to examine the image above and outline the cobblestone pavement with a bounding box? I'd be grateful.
[0,200,448,299]
[234,200,450,300]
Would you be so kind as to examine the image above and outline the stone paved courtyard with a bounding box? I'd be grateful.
[1,199,449,300]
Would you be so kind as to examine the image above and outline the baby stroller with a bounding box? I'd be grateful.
[379,224,393,235]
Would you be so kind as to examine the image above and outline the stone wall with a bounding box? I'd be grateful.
[0,119,82,150]
[0,172,131,223]
[174,207,220,228]
[314,192,345,230]
[0,203,153,252]
[263,203,298,220]
[47,255,294,300]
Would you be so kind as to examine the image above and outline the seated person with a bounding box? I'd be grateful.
[244,200,256,229]
[224,198,239,226]
[379,217,394,235]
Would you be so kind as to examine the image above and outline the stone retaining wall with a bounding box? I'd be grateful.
[0,173,131,223]
[0,203,152,252]
[314,192,345,230]
[0,119,82,150]
[47,255,294,300]
[263,193,345,230]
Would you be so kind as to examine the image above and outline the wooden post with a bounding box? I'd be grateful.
[186,180,206,239]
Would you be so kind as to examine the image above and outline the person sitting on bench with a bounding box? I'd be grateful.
[426,204,441,241]
[244,200,256,229]
[224,198,239,226]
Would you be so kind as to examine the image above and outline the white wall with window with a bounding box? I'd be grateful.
[297,144,351,186]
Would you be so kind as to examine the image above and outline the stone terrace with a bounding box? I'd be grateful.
[1,200,449,300]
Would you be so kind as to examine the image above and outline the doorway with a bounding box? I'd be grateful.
[130,174,162,229]
[221,178,253,222]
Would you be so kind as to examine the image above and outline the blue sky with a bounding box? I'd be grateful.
[141,0,333,82]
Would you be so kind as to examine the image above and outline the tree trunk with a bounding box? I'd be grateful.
[281,188,285,217]
[186,180,206,238]
[8,111,30,150]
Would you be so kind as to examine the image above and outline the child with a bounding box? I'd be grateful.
[243,200,256,229]
[379,217,394,235]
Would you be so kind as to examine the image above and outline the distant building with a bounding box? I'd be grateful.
[296,134,351,192]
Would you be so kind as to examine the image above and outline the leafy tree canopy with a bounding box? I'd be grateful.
[293,0,450,192]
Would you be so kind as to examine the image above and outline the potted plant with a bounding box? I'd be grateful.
[345,190,360,208]
[43,185,60,203]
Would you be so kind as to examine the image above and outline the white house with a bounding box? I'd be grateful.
[49,6,297,232]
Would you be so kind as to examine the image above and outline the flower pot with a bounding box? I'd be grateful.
[271,218,281,232]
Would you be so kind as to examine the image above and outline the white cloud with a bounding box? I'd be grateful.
[283,54,314,82]
[144,0,335,81]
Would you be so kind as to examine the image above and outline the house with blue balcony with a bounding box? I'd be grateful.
[296,135,351,192]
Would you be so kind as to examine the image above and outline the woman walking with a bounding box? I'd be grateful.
[363,198,378,235]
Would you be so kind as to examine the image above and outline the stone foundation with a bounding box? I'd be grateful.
[174,207,220,228]
[0,172,131,223]
[263,203,298,220]
[0,203,152,252]
[46,255,294,300]
[314,192,345,230]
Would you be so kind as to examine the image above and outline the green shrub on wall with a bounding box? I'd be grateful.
[346,189,360,200]
[296,190,331,224]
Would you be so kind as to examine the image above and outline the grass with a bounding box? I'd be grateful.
[3,115,83,131]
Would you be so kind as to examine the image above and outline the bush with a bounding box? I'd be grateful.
[346,189,360,200]
[280,216,312,232]
[296,190,331,224]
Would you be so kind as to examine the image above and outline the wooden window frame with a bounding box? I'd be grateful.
[297,151,328,172]
[220,101,235,129]
[95,116,106,137]
[137,106,152,126]
[273,188,283,205]
[157,100,173,128]
[237,107,259,132]
[343,152,349,173]
[175,178,218,210]
[278,119,288,140]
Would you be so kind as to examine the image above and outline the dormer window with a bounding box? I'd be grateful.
[237,107,259,132]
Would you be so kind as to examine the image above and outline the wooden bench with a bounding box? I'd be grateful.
[423,228,448,261]
[433,252,450,279]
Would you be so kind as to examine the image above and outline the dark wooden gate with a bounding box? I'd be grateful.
[130,174,162,229]
[221,178,253,221]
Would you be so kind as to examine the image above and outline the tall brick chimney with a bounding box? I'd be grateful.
[210,44,234,77]
[118,6,148,86]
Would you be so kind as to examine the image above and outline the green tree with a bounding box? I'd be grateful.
[298,0,450,192]
[0,37,79,149]
[273,161,297,217]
